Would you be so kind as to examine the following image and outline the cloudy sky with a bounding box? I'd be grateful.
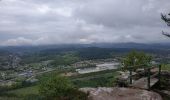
[0,0,170,46]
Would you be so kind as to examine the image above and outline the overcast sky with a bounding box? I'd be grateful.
[0,0,170,46]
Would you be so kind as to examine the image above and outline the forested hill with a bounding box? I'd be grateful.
[1,43,170,69]
[0,43,170,56]
[1,43,170,53]
[1,43,170,64]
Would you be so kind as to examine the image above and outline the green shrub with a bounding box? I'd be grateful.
[39,75,87,100]
[122,51,152,70]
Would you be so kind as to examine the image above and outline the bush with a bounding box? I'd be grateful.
[39,75,87,100]
[122,51,152,70]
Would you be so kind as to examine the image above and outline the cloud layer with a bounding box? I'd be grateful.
[0,0,170,46]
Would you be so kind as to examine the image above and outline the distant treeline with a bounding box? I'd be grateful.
[1,46,170,66]
[19,47,170,64]
[20,47,128,64]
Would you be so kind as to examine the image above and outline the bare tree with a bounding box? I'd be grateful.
[161,13,170,37]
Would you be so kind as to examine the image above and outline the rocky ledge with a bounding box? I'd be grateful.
[80,87,162,100]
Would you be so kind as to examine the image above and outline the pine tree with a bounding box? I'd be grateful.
[161,13,170,37]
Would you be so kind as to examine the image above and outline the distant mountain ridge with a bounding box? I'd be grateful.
[1,43,170,54]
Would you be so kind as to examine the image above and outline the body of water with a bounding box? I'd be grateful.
[76,62,120,74]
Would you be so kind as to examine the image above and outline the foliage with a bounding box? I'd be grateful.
[161,64,170,71]
[39,75,87,100]
[73,78,108,88]
[78,47,114,60]
[122,51,152,69]
[161,13,170,26]
[161,13,170,37]
[107,77,117,87]
[51,53,79,66]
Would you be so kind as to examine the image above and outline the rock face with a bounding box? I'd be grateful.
[80,87,162,100]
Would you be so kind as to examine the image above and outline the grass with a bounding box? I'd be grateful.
[0,85,40,100]
[71,70,119,88]
[7,85,39,96]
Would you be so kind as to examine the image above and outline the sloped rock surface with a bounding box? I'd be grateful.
[80,87,162,100]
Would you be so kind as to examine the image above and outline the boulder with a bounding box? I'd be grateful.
[80,87,162,100]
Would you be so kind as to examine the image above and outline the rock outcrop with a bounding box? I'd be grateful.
[80,87,162,100]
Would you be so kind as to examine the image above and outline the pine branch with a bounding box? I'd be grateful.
[161,13,170,26]
[162,31,170,37]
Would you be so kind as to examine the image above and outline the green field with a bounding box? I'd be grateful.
[0,69,119,99]
[71,70,119,88]
[0,86,40,100]
[7,86,39,96]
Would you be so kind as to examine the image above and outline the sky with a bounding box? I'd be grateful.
[0,0,170,46]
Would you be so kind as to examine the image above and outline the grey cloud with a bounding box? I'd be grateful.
[74,0,168,28]
[0,0,170,46]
